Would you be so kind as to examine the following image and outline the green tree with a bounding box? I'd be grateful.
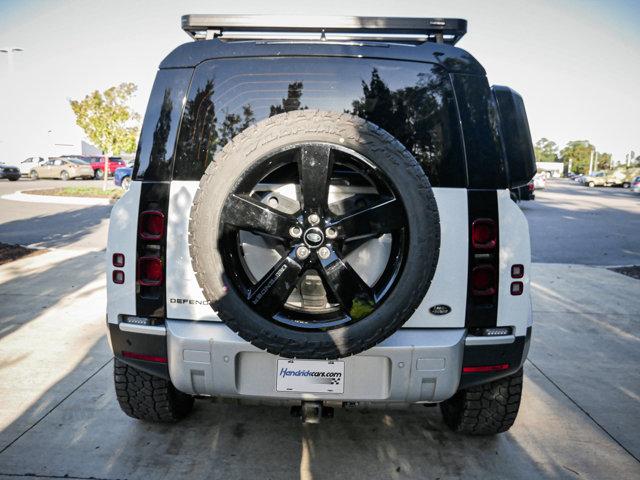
[597,152,612,170]
[69,83,140,189]
[534,138,559,163]
[560,140,594,174]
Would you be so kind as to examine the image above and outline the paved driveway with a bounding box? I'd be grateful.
[523,179,640,265]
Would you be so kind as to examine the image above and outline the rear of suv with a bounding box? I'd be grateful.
[107,15,536,433]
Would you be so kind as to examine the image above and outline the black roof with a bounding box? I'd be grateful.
[159,38,484,74]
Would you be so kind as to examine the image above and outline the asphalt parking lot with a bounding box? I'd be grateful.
[0,178,638,479]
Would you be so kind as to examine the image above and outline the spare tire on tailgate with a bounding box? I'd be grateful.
[189,110,440,359]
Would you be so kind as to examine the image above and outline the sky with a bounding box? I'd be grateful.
[0,0,639,164]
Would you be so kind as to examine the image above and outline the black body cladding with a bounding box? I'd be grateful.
[136,182,170,318]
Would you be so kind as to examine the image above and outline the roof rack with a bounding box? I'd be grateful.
[181,15,467,45]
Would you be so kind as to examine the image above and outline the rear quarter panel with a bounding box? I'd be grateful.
[496,190,532,336]
[106,182,141,324]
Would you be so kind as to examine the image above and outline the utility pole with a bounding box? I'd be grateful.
[0,47,24,73]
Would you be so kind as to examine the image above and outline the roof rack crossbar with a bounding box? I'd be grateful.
[181,15,467,45]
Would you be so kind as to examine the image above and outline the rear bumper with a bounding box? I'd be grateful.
[108,319,531,405]
[0,172,20,180]
[168,320,466,404]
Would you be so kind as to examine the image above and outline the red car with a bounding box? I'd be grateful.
[89,157,126,179]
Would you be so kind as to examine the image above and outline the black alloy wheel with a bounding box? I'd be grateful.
[219,143,407,331]
[189,111,440,359]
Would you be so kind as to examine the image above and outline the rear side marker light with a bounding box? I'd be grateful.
[139,210,165,241]
[510,281,524,296]
[471,218,497,250]
[463,364,509,373]
[138,256,163,286]
[471,265,497,296]
[511,264,524,278]
[122,351,167,363]
[112,253,125,267]
[112,270,125,284]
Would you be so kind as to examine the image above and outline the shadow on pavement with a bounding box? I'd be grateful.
[0,205,111,248]
[0,250,105,341]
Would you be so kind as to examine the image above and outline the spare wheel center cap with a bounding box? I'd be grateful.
[303,227,324,248]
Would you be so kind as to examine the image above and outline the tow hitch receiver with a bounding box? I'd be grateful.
[291,401,334,423]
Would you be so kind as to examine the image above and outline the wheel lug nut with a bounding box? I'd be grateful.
[308,213,320,225]
[289,226,302,238]
[325,227,337,239]
[296,246,310,260]
[317,246,331,260]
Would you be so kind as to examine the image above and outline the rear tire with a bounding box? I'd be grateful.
[60,170,69,181]
[30,170,39,180]
[121,176,131,191]
[113,359,194,422]
[95,169,104,180]
[622,182,630,189]
[440,368,523,435]
[588,181,595,187]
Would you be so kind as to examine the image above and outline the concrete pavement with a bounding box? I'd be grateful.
[523,179,640,266]
[0,248,638,479]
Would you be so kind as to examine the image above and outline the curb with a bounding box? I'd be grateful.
[1,190,114,206]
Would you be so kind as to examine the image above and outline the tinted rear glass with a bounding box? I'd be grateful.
[452,74,508,189]
[172,57,466,187]
[134,69,192,181]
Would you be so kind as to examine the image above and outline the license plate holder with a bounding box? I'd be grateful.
[276,359,345,394]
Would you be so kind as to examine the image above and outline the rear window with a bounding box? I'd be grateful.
[171,57,466,187]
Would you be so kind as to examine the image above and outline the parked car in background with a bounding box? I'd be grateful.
[89,157,126,179]
[631,176,640,193]
[533,173,546,190]
[29,157,94,180]
[607,168,640,188]
[0,162,21,181]
[511,179,535,202]
[582,171,607,187]
[113,166,133,190]
[18,156,47,176]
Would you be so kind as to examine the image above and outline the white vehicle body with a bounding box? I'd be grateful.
[18,155,47,175]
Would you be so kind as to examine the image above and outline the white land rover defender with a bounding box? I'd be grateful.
[107,15,536,434]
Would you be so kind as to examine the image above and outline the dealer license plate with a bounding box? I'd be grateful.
[276,359,345,394]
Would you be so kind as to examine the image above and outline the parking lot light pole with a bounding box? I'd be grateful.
[0,47,24,73]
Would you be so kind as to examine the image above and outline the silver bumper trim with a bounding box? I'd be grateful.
[119,322,166,336]
[166,320,465,404]
[464,334,515,346]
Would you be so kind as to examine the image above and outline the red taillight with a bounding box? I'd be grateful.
[471,265,497,296]
[138,256,163,286]
[139,210,165,241]
[122,351,167,363]
[528,182,535,191]
[471,218,497,250]
[112,270,125,284]
[463,364,509,373]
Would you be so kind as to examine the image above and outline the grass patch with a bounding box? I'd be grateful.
[26,187,123,200]
[0,243,47,265]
